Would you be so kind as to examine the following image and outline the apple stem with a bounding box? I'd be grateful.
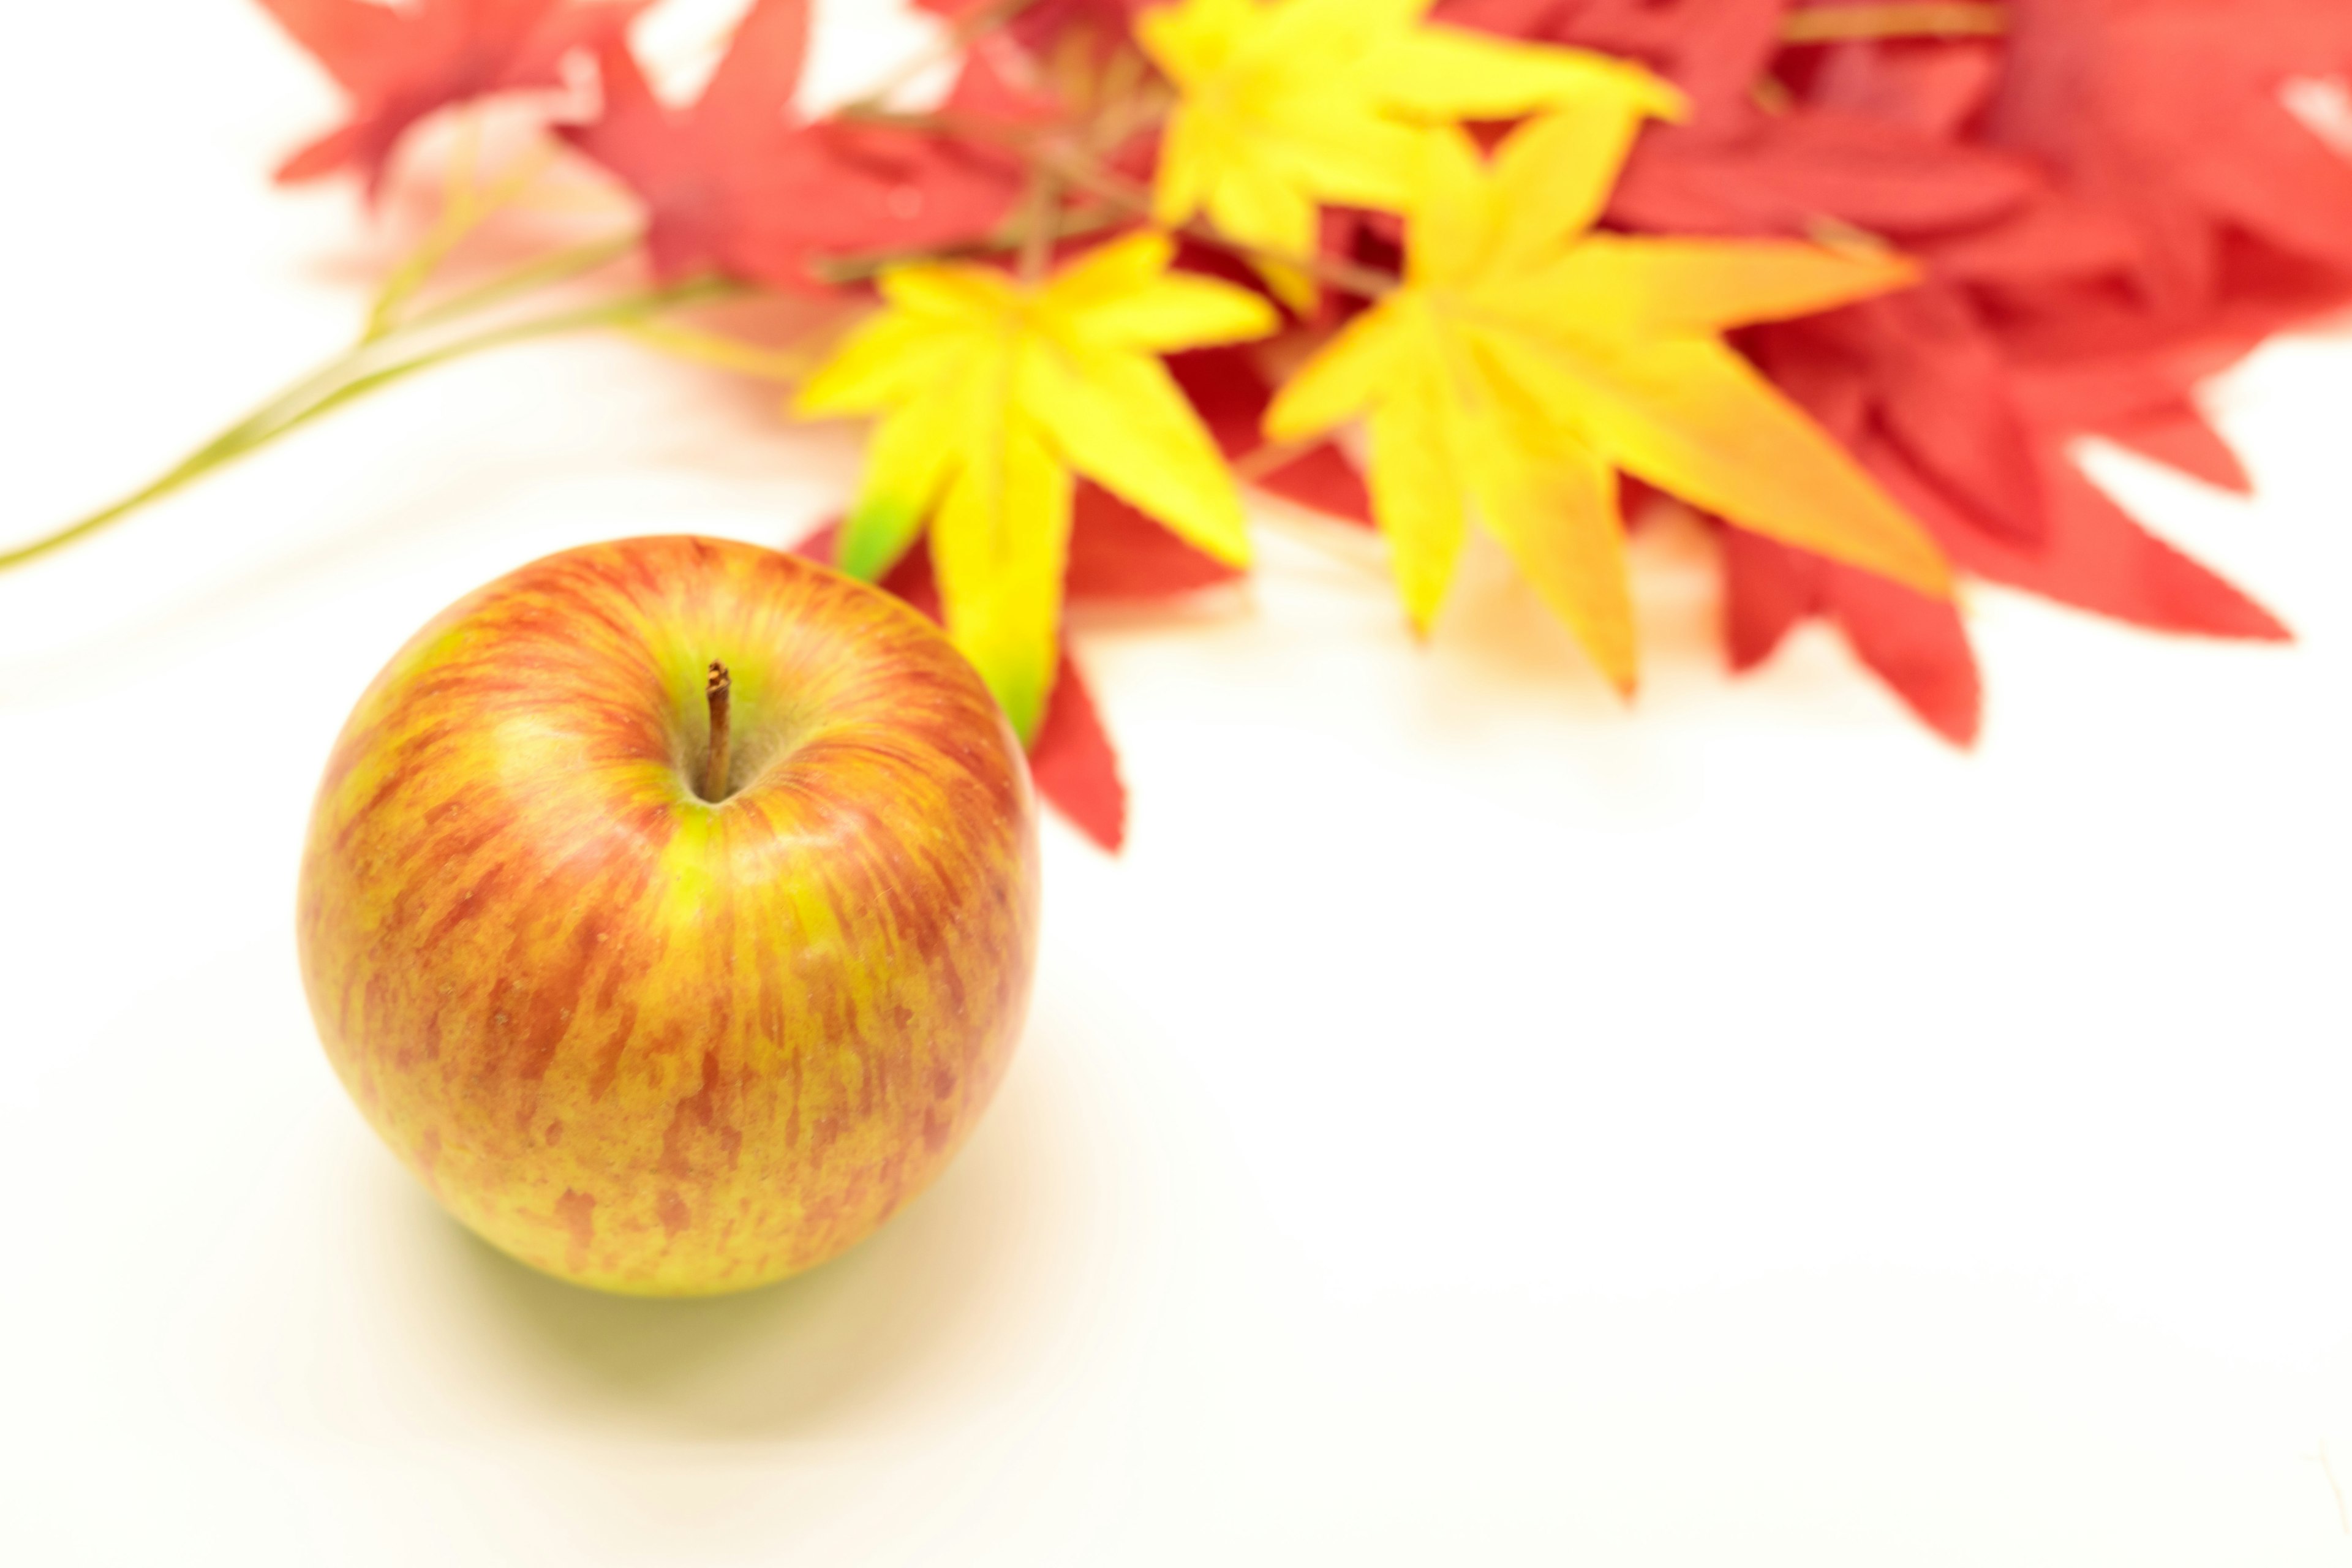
[703,662,734,803]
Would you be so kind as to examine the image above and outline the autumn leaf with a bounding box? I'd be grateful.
[1987,0,2352,314]
[257,0,650,192]
[795,232,1278,739]
[1738,238,2307,647]
[560,0,1020,289]
[1724,310,2289,733]
[1866,425,2290,646]
[797,490,1246,852]
[1171,344,1375,526]
[1265,114,1948,690]
[1722,524,1983,745]
[1137,0,1685,304]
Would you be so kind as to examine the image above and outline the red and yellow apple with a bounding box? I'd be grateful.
[297,536,1040,1295]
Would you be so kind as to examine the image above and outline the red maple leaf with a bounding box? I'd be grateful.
[1721,524,1981,744]
[1727,287,2294,741]
[559,0,1022,289]
[1170,344,1374,528]
[257,0,649,191]
[1612,34,2045,245]
[1985,0,2352,314]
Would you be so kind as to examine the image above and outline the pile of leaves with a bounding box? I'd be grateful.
[23,0,2352,849]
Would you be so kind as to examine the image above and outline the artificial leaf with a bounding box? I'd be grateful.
[1987,0,2352,313]
[1139,0,1684,304]
[560,0,1018,288]
[258,0,649,191]
[1441,0,1782,124]
[1749,288,2047,545]
[1612,108,2043,245]
[1722,526,1983,745]
[1065,481,1251,599]
[1266,116,1947,689]
[1023,650,1129,851]
[1866,432,2291,643]
[1460,2,2051,254]
[794,519,1136,853]
[1748,265,2293,627]
[1172,345,1375,526]
[797,488,1248,851]
[2092,403,2253,496]
[796,233,1278,739]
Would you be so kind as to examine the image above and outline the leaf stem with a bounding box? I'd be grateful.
[1041,146,1395,300]
[810,202,1127,284]
[1779,3,2007,43]
[1231,438,1320,484]
[616,318,818,383]
[367,134,560,341]
[839,106,1400,299]
[1018,167,1065,284]
[401,231,643,330]
[0,275,735,574]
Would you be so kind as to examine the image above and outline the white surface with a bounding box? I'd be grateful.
[3,4,2351,1564]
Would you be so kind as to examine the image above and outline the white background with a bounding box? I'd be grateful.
[3,3,2350,1563]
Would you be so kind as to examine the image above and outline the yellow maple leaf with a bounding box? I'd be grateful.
[796,232,1278,741]
[1138,0,1684,306]
[1265,114,1953,692]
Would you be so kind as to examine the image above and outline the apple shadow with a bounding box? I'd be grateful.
[421,1035,1093,1444]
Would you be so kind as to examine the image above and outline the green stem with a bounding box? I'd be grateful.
[1779,3,2007,43]
[368,129,561,341]
[0,276,736,575]
[401,231,643,331]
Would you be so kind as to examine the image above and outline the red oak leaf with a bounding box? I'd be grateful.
[560,0,1020,289]
[257,0,649,191]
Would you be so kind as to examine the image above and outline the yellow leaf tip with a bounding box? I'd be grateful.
[1643,77,1694,125]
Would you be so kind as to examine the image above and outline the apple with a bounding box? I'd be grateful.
[297,536,1041,1296]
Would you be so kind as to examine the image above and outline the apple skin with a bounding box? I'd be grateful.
[297,536,1040,1296]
